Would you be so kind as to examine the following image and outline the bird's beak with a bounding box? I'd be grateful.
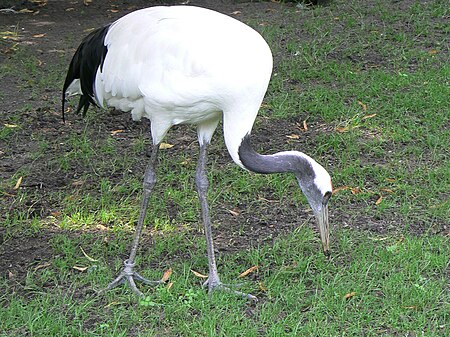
[315,203,330,257]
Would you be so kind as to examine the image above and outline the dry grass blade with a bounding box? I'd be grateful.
[80,247,98,262]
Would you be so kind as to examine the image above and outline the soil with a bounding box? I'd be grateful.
[0,0,445,288]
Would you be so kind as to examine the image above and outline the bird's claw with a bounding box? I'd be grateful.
[202,278,258,301]
[98,259,164,298]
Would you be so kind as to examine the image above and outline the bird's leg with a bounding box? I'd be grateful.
[196,143,257,301]
[100,144,163,298]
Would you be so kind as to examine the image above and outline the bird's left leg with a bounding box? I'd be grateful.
[196,143,257,301]
[100,144,163,297]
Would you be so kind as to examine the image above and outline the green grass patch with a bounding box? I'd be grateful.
[0,230,448,336]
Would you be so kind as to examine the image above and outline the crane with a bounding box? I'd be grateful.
[62,5,332,301]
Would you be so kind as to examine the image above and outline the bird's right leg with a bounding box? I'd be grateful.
[100,144,163,298]
[196,143,257,301]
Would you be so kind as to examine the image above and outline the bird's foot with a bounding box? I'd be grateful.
[98,259,163,298]
[203,278,258,301]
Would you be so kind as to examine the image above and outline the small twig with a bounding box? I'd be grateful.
[0,8,19,14]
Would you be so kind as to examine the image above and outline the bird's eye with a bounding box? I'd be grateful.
[323,191,332,205]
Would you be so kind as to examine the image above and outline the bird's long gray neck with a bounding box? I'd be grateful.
[237,134,315,178]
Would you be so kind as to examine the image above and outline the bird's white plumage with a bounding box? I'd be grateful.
[93,6,273,166]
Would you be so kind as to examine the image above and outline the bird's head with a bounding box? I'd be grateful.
[237,136,332,255]
[294,156,332,257]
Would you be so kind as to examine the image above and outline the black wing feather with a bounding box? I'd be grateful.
[62,24,110,122]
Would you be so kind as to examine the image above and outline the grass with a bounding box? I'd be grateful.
[0,230,448,336]
[1,0,449,336]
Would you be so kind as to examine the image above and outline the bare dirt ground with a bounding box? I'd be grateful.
[0,0,445,285]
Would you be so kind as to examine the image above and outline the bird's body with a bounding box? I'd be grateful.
[63,5,332,300]
[65,6,272,166]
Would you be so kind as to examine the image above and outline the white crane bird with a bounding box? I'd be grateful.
[62,6,332,300]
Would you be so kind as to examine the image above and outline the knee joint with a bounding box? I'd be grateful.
[196,170,209,193]
[143,170,157,190]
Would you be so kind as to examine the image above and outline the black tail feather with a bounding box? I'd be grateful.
[62,24,110,121]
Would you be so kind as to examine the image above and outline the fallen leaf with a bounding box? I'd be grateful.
[19,9,34,13]
[239,265,259,278]
[428,49,439,55]
[351,187,361,195]
[336,126,349,133]
[80,247,98,262]
[362,113,377,120]
[1,35,20,41]
[230,10,241,15]
[32,33,46,38]
[343,291,357,299]
[403,305,418,310]
[332,186,350,194]
[228,208,240,216]
[303,120,308,131]
[161,268,173,282]
[51,211,61,217]
[375,195,383,205]
[13,176,23,190]
[191,269,208,279]
[96,224,109,231]
[358,101,367,111]
[159,142,174,149]
[83,0,92,5]
[386,178,397,182]
[286,133,300,139]
[110,129,124,135]
[8,271,15,279]
[73,266,88,272]
[167,282,174,290]
[381,188,394,194]
[4,123,19,128]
